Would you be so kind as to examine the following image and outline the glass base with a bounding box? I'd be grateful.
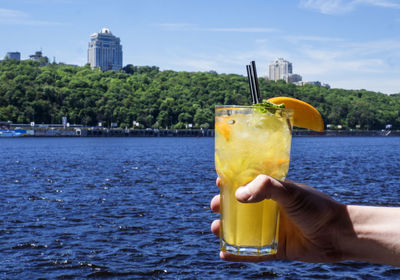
[221,238,278,256]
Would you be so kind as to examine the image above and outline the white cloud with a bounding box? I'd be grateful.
[299,0,356,14]
[359,0,400,9]
[282,35,400,93]
[0,8,61,25]
[205,27,279,33]
[156,23,278,33]
[0,8,27,19]
[155,44,292,77]
[174,58,219,72]
[22,0,72,3]
[285,34,400,67]
[284,35,344,43]
[299,0,400,14]
[343,39,400,57]
[156,23,196,31]
[148,22,400,93]
[333,77,400,93]
[298,57,385,76]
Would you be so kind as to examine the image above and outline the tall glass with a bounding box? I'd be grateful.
[215,105,293,256]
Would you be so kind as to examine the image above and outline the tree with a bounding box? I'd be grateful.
[1,60,400,129]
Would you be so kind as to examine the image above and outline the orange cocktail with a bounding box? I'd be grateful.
[215,105,293,255]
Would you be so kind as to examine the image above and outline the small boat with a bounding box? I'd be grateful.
[383,124,392,136]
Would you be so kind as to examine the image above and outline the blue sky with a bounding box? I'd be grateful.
[1,0,400,94]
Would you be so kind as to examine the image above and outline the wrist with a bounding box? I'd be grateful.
[326,204,355,262]
[337,205,363,261]
[339,205,400,266]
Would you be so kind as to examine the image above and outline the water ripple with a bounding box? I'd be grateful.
[0,137,399,279]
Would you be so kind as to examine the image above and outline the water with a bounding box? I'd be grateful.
[0,137,399,279]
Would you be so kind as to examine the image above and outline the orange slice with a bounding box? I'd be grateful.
[215,117,232,141]
[267,97,324,132]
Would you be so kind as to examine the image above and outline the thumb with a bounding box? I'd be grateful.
[236,175,285,203]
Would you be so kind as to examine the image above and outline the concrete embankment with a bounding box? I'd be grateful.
[85,128,214,137]
[2,128,400,137]
[293,129,400,137]
[2,128,214,137]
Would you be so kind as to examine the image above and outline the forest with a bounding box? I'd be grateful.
[0,59,399,130]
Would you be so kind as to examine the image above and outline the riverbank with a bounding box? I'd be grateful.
[1,128,399,137]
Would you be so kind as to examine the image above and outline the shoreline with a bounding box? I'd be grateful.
[1,128,399,137]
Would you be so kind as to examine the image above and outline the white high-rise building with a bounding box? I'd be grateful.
[269,58,292,81]
[268,58,302,83]
[88,28,122,71]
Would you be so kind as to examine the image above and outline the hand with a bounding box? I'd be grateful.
[210,175,350,263]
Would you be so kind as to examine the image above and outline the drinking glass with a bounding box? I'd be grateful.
[215,105,293,255]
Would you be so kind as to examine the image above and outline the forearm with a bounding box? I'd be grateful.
[340,205,400,266]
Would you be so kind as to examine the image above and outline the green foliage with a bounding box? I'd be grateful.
[0,59,399,129]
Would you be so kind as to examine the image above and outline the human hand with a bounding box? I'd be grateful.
[210,175,350,263]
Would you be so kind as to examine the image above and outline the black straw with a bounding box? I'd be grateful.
[250,61,261,103]
[246,65,256,104]
[246,61,261,104]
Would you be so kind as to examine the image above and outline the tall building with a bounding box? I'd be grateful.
[268,58,302,83]
[5,52,21,61]
[269,58,292,81]
[88,28,123,71]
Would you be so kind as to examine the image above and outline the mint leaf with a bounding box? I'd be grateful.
[253,99,285,113]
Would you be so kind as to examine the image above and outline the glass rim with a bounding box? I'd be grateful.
[215,104,292,112]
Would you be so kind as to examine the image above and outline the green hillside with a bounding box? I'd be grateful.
[1,59,399,129]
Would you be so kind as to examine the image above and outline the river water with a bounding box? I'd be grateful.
[1,137,399,279]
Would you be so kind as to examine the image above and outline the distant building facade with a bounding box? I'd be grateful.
[5,52,21,61]
[29,51,43,61]
[28,51,49,65]
[268,58,302,83]
[294,81,331,88]
[287,73,302,83]
[88,28,123,71]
